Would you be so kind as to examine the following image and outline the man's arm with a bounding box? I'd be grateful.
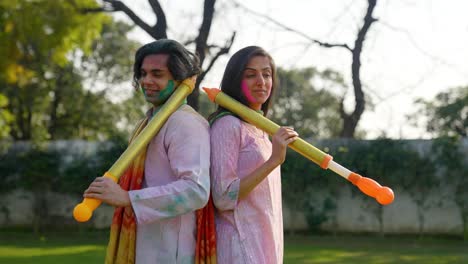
[129,109,210,224]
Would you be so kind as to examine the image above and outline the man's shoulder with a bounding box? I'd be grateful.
[169,104,209,128]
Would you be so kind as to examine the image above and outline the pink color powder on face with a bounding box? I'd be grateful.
[241,80,256,103]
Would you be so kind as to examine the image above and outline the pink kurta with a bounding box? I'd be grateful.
[210,115,283,264]
[128,105,210,264]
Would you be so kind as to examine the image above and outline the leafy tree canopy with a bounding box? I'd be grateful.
[271,67,344,139]
[0,1,145,141]
[415,86,468,137]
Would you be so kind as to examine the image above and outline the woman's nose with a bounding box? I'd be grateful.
[256,75,265,85]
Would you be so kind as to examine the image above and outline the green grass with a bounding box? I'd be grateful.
[284,235,468,264]
[0,231,108,264]
[0,231,466,263]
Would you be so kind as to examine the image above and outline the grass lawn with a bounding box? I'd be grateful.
[0,231,108,264]
[284,235,467,264]
[0,231,466,263]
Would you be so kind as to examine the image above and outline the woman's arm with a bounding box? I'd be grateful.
[238,126,298,200]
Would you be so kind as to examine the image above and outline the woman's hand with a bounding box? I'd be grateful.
[84,177,131,208]
[268,127,298,166]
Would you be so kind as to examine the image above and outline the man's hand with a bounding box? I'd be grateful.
[84,177,131,207]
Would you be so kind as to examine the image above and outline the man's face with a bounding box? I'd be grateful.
[139,54,175,105]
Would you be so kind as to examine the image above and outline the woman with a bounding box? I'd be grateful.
[209,46,298,263]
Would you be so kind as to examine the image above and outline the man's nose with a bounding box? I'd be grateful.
[142,75,154,85]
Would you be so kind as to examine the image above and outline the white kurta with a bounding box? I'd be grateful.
[128,105,210,264]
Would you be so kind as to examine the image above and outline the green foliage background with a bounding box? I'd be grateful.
[1,137,466,237]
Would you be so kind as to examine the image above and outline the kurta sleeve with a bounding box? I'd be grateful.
[210,116,242,211]
[128,110,211,225]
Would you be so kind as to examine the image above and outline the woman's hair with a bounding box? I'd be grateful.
[209,46,277,121]
[132,39,201,88]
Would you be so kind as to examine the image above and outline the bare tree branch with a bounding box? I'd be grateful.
[379,20,468,77]
[189,0,221,109]
[195,0,216,65]
[98,0,166,39]
[199,32,236,82]
[183,39,197,46]
[80,0,236,110]
[79,7,108,13]
[232,0,353,52]
[147,0,167,38]
[233,0,378,137]
[325,0,357,37]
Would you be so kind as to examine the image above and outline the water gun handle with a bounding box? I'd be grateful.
[73,172,117,222]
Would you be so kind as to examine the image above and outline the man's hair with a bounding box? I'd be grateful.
[209,46,277,121]
[133,39,201,88]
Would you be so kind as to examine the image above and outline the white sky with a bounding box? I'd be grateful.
[115,0,468,139]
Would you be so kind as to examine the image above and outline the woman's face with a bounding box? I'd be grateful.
[241,55,273,110]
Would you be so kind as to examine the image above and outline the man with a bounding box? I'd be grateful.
[83,39,210,263]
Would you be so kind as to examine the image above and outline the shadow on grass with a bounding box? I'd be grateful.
[284,235,468,264]
[1,231,467,264]
[0,230,108,264]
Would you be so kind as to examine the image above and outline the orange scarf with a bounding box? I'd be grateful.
[105,118,148,264]
[195,197,217,264]
[104,117,217,263]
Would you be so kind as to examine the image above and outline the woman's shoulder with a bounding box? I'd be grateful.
[211,114,242,131]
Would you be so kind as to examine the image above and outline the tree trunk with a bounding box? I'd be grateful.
[339,0,377,138]
[48,76,62,140]
[32,190,49,234]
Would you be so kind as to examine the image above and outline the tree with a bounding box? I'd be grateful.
[81,0,236,110]
[44,64,125,140]
[0,0,108,140]
[271,67,343,139]
[46,20,143,140]
[78,20,146,138]
[430,136,468,240]
[0,94,13,141]
[414,86,468,137]
[79,21,140,85]
[1,1,145,141]
[233,0,379,138]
